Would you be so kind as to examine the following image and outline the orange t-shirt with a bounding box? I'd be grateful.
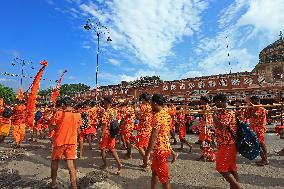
[168,106,176,129]
[215,110,237,146]
[122,106,135,132]
[88,107,100,126]
[53,111,82,147]
[248,107,267,135]
[101,107,116,136]
[12,104,26,125]
[138,104,152,137]
[152,108,172,155]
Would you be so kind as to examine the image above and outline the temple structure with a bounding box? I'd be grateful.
[73,33,284,104]
[253,31,284,82]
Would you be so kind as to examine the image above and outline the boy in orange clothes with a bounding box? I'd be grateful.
[99,97,122,174]
[88,101,100,142]
[118,104,127,149]
[247,96,269,166]
[0,102,13,143]
[31,105,43,142]
[144,94,172,189]
[212,94,243,189]
[121,101,135,159]
[49,97,82,189]
[168,104,177,145]
[135,93,153,164]
[78,102,95,159]
[12,100,27,148]
[176,107,192,152]
[41,106,51,139]
[199,96,214,144]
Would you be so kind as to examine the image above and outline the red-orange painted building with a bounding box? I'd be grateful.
[73,34,284,104]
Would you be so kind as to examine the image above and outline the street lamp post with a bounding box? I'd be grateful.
[12,58,34,88]
[84,18,112,100]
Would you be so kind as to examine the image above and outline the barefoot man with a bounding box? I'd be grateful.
[144,93,172,189]
[212,94,243,189]
[49,97,82,189]
[247,96,269,166]
[135,92,153,166]
[12,100,26,148]
[99,97,122,174]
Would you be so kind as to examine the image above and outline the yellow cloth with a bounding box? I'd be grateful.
[13,124,26,145]
[0,123,11,136]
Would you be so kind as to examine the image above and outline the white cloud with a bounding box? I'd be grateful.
[49,0,284,86]
[198,48,254,75]
[181,71,203,79]
[46,0,54,5]
[120,69,157,82]
[108,59,121,66]
[79,0,208,68]
[0,49,20,58]
[57,69,63,74]
[192,0,284,77]
[237,0,284,35]
[99,72,120,84]
[0,78,12,82]
[100,64,201,85]
[81,44,91,49]
[218,0,248,29]
[67,76,76,80]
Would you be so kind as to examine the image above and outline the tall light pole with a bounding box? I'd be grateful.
[84,18,112,100]
[12,58,34,88]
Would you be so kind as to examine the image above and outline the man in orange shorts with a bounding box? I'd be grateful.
[121,101,135,159]
[199,96,214,144]
[99,97,122,174]
[168,104,177,145]
[78,102,96,159]
[176,107,192,152]
[0,102,13,143]
[12,100,26,148]
[135,93,152,165]
[144,93,172,189]
[49,97,82,189]
[212,94,243,189]
[247,96,269,166]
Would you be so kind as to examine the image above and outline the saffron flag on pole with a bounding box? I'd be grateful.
[26,60,48,130]
[51,69,67,106]
[16,87,25,101]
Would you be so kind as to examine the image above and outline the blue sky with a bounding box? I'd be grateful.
[0,0,283,91]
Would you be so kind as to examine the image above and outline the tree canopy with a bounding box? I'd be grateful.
[60,83,90,96]
[130,76,162,88]
[0,84,16,104]
[39,83,91,97]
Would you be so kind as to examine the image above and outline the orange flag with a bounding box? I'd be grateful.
[26,60,48,130]
[51,69,67,106]
[16,87,25,101]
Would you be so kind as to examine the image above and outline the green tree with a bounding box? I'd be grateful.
[0,84,16,104]
[39,83,91,98]
[130,76,162,88]
[38,88,52,98]
[59,83,90,96]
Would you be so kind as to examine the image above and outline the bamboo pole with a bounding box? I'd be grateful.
[175,103,283,115]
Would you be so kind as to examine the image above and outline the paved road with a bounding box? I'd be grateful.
[0,134,283,189]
